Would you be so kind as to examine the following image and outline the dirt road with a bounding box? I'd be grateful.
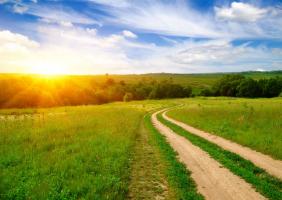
[152,110,266,200]
[163,111,282,180]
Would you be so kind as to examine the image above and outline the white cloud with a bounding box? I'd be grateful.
[124,39,282,73]
[0,30,40,73]
[255,68,266,72]
[122,30,137,39]
[7,0,102,26]
[92,1,282,39]
[13,3,29,14]
[59,21,73,27]
[95,1,222,38]
[0,0,38,14]
[0,27,143,74]
[26,4,101,26]
[1,1,282,74]
[215,2,268,22]
[0,27,281,74]
[0,30,39,48]
[89,0,130,8]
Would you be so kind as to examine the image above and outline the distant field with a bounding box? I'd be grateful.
[167,97,282,159]
[1,70,281,90]
[0,71,281,109]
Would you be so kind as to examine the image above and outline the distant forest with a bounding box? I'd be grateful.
[0,72,281,108]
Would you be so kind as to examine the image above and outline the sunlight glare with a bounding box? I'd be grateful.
[30,62,68,75]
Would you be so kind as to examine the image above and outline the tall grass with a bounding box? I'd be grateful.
[167,98,282,159]
[0,104,144,199]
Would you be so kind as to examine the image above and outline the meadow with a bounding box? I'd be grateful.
[1,100,202,200]
[167,97,282,159]
[1,97,281,199]
[0,103,158,199]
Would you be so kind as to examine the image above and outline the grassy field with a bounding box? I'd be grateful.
[1,97,281,199]
[167,97,282,159]
[0,102,165,199]
[1,100,202,200]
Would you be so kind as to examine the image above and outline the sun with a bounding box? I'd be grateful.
[30,63,68,75]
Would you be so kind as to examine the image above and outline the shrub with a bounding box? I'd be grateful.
[123,92,133,102]
[237,78,260,98]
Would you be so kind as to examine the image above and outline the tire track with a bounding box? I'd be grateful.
[163,110,282,180]
[152,110,266,200]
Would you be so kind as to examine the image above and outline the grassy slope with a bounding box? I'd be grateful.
[0,104,148,199]
[167,98,282,159]
[158,112,282,200]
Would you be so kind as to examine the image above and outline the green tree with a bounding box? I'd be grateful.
[213,75,245,96]
[237,78,260,98]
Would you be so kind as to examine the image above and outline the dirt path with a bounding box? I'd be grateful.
[163,110,282,180]
[152,110,266,200]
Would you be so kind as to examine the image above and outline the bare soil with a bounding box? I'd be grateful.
[152,110,266,200]
[163,111,282,180]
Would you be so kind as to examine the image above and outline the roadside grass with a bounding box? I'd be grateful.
[128,117,172,199]
[158,112,282,200]
[144,114,204,200]
[167,98,282,159]
[0,104,147,199]
[0,99,182,200]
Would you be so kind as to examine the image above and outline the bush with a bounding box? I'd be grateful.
[213,75,245,96]
[123,92,133,102]
[213,75,282,98]
[199,88,214,96]
[237,78,260,98]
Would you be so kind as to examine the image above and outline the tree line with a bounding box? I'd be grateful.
[200,75,282,98]
[0,74,281,108]
[0,76,192,108]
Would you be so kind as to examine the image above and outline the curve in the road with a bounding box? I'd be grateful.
[152,110,266,200]
[163,110,282,180]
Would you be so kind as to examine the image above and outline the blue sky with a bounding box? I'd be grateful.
[0,0,282,74]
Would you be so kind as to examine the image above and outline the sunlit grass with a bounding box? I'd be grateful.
[167,97,282,159]
[0,103,148,199]
[158,111,282,200]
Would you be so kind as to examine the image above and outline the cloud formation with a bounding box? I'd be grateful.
[122,30,137,39]
[94,0,282,39]
[215,2,268,22]
[0,0,281,74]
[1,25,281,74]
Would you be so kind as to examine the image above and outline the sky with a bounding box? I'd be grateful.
[0,0,282,74]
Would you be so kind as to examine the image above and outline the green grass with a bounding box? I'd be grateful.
[0,103,150,199]
[1,97,282,199]
[1,99,197,200]
[128,115,173,199]
[144,114,203,200]
[167,97,282,159]
[158,112,282,200]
